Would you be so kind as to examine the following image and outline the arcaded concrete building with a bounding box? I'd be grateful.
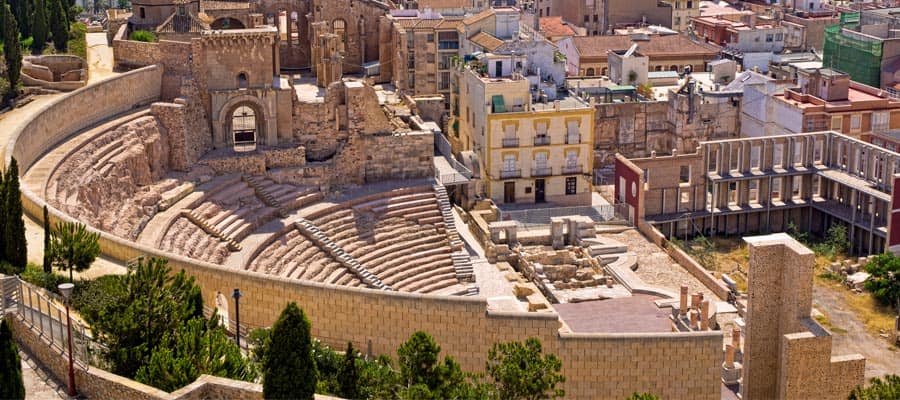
[616,130,900,255]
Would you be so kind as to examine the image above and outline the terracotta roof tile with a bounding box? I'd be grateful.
[573,34,721,58]
[539,16,575,37]
[469,31,504,51]
[463,8,494,25]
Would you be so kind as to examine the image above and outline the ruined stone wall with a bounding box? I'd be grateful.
[263,145,306,169]
[151,80,214,172]
[593,101,670,167]
[112,39,194,100]
[199,151,267,174]
[311,0,388,73]
[363,132,434,182]
[197,31,276,91]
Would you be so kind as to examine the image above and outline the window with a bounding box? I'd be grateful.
[851,114,861,131]
[584,15,589,22]
[749,180,759,203]
[766,34,773,42]
[427,34,434,43]
[586,68,595,76]
[772,178,782,201]
[775,32,783,41]
[873,111,889,132]
[534,152,548,168]
[831,116,842,130]
[237,73,248,89]
[593,14,598,22]
[687,0,693,7]
[503,154,517,171]
[426,53,435,63]
[566,177,577,195]
[728,182,737,205]
[792,175,801,199]
[140,7,146,18]
[674,17,681,27]
[679,165,690,183]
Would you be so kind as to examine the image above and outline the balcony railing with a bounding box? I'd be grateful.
[502,137,520,147]
[500,169,522,179]
[565,134,581,144]
[532,166,552,177]
[533,135,551,146]
[562,164,581,174]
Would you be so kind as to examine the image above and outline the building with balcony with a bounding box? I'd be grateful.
[768,68,900,138]
[382,9,464,109]
[450,52,595,205]
[615,130,900,255]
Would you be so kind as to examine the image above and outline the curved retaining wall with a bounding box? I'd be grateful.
[5,66,722,400]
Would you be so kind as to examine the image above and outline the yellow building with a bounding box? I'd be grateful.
[451,53,594,206]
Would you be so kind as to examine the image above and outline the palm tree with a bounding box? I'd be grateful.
[49,221,101,281]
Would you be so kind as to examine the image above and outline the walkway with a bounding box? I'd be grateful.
[20,349,67,400]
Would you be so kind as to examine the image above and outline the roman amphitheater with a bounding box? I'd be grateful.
[0,3,873,398]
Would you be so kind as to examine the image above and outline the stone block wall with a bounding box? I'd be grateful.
[263,146,306,169]
[112,39,192,100]
[150,80,213,171]
[199,151,266,175]
[363,132,434,182]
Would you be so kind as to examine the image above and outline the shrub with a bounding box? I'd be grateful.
[263,302,317,399]
[129,30,155,42]
[0,320,25,400]
[864,253,900,308]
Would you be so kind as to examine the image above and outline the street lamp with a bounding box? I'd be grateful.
[232,288,242,348]
[57,283,76,398]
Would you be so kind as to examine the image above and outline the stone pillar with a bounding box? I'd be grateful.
[732,327,741,349]
[690,308,698,329]
[690,293,700,311]
[724,344,736,368]
[506,227,517,246]
[567,219,578,246]
[679,285,689,316]
[551,220,564,250]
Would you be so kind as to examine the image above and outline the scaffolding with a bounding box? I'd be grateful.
[822,17,882,88]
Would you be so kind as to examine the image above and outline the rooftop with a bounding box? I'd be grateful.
[539,16,576,37]
[573,34,720,59]
[699,0,754,17]
[554,295,672,333]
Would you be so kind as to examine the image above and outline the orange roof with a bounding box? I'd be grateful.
[463,8,494,25]
[469,31,504,51]
[573,34,721,58]
[539,16,575,37]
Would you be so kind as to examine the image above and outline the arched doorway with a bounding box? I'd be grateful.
[586,67,595,76]
[231,105,258,151]
[210,17,245,29]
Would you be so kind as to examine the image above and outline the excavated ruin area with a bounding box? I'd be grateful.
[45,115,176,239]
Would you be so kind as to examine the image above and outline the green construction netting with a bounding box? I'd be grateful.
[822,13,882,87]
[823,22,883,88]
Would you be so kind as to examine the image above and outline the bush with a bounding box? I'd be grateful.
[849,374,900,399]
[70,274,125,327]
[263,302,317,399]
[19,263,68,292]
[0,320,25,400]
[864,253,900,308]
[129,30,155,42]
[66,22,86,59]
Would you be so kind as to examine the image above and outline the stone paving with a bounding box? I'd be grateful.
[607,229,723,301]
[20,349,67,400]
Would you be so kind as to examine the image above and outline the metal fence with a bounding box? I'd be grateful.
[498,204,622,226]
[1,275,95,369]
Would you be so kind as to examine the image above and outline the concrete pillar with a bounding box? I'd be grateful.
[679,285,688,316]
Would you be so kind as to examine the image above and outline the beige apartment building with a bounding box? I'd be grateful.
[451,53,594,205]
[663,0,699,32]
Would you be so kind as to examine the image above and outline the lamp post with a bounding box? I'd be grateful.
[232,288,242,348]
[58,283,76,398]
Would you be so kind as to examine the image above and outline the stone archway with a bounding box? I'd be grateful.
[214,94,274,149]
[211,17,246,29]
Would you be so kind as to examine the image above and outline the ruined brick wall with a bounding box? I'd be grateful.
[364,132,434,182]
[199,151,266,174]
[112,39,193,101]
[262,146,306,169]
[151,80,213,171]
[593,101,670,167]
[311,0,388,74]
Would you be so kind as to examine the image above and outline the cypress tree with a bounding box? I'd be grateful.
[338,341,360,399]
[19,0,31,39]
[49,0,66,51]
[4,158,26,272]
[1,0,22,97]
[263,302,317,399]
[0,320,25,400]
[30,0,48,55]
[43,205,51,273]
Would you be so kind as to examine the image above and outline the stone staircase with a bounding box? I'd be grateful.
[295,218,392,291]
[242,175,287,218]
[180,209,241,251]
[434,184,475,282]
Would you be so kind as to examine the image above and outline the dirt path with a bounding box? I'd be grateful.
[813,283,900,379]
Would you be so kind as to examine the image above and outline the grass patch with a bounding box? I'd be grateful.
[814,313,848,334]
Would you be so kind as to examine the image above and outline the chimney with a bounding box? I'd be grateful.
[679,285,689,316]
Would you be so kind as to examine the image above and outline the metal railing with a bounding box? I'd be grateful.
[533,135,551,146]
[532,166,552,177]
[565,134,581,144]
[502,137,520,148]
[2,276,94,370]
[562,164,582,174]
[500,169,522,179]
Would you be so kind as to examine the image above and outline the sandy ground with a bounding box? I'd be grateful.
[813,283,900,379]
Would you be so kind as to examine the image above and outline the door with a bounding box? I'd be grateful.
[504,182,516,203]
[535,179,546,203]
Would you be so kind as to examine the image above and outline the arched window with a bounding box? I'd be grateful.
[333,19,346,51]
[237,73,248,89]
[670,65,678,72]
[232,106,257,150]
[586,68,595,76]
[601,67,607,76]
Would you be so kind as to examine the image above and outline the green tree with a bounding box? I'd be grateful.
[824,223,850,257]
[263,302,317,399]
[48,220,99,281]
[49,0,67,51]
[29,0,48,54]
[339,342,360,399]
[849,374,900,400]
[135,317,257,391]
[3,158,26,272]
[486,337,565,400]
[19,0,31,38]
[248,326,270,365]
[2,0,22,97]
[864,253,900,308]
[91,257,203,378]
[0,320,25,400]
[626,393,660,400]
[394,331,483,399]
[42,205,50,273]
